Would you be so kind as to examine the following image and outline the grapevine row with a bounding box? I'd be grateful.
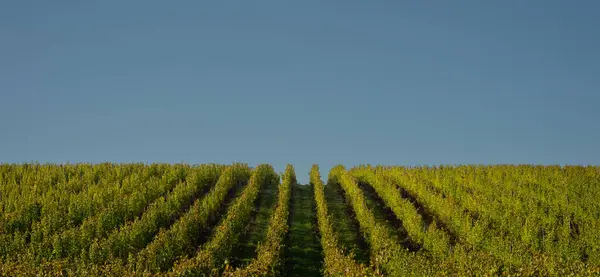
[350,166,451,258]
[47,166,188,261]
[329,165,436,276]
[310,165,375,277]
[1,164,137,236]
[351,166,501,274]
[134,164,251,273]
[418,165,600,265]
[89,164,224,264]
[224,164,295,276]
[172,164,279,276]
[0,164,164,260]
[385,167,594,274]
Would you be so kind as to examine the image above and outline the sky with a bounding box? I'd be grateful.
[1,1,599,183]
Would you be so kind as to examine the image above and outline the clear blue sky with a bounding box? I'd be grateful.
[1,1,599,183]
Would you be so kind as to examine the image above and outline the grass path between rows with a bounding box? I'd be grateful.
[283,184,323,277]
[323,181,370,264]
[229,174,280,268]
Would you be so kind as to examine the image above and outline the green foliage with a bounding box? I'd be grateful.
[351,167,453,258]
[172,164,279,276]
[0,163,599,276]
[311,165,377,277]
[224,164,295,276]
[134,164,251,273]
[89,164,224,264]
[49,166,187,261]
[385,165,599,274]
[329,165,436,276]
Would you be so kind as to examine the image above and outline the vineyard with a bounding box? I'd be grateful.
[0,163,599,276]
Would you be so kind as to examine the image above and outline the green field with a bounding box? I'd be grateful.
[0,163,599,276]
